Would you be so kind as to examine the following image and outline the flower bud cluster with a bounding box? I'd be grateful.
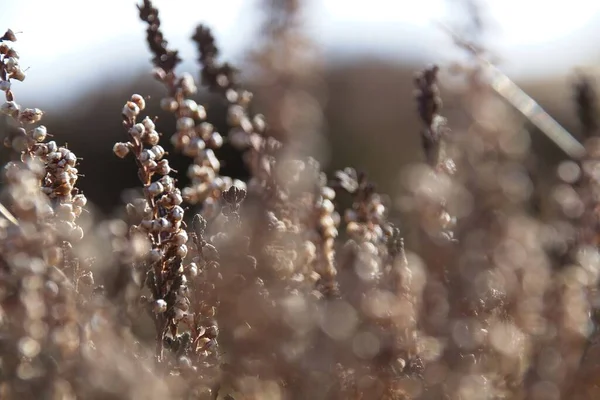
[155,69,232,206]
[0,30,26,95]
[335,168,387,245]
[35,142,86,243]
[118,94,200,362]
[0,31,86,254]
[0,32,46,151]
[0,32,47,139]
[118,95,187,257]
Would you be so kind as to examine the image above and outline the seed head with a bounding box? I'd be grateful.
[147,181,164,197]
[113,142,130,158]
[1,101,19,117]
[171,205,184,221]
[32,126,47,142]
[123,101,140,119]
[130,94,146,111]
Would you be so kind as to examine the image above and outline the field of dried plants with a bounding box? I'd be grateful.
[1,1,600,399]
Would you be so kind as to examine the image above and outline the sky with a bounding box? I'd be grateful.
[1,0,600,109]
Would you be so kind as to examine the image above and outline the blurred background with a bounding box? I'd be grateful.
[1,0,599,229]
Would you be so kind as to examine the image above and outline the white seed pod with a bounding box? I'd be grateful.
[65,152,77,167]
[159,176,175,192]
[180,72,197,95]
[373,203,386,219]
[156,159,170,175]
[130,123,145,139]
[44,280,60,298]
[181,187,197,203]
[180,99,198,114]
[211,177,227,191]
[225,88,239,102]
[201,149,220,172]
[153,299,168,313]
[173,230,188,246]
[19,108,43,124]
[139,149,155,162]
[321,186,336,201]
[188,164,212,180]
[160,97,178,112]
[171,205,184,221]
[197,122,213,139]
[175,244,188,258]
[57,171,70,185]
[61,211,77,224]
[47,141,58,152]
[345,209,358,223]
[183,138,205,157]
[320,215,335,229]
[240,117,253,133]
[193,182,212,200]
[11,67,25,82]
[208,132,223,148]
[32,125,47,142]
[33,144,48,156]
[139,219,153,231]
[147,181,164,197]
[130,94,146,111]
[227,105,244,126]
[193,105,207,120]
[169,189,183,206]
[239,90,253,106]
[133,198,151,215]
[48,152,62,163]
[320,199,335,214]
[142,116,156,131]
[0,101,19,116]
[176,117,195,132]
[144,159,157,170]
[5,57,18,72]
[56,203,73,217]
[173,133,185,149]
[154,217,171,232]
[113,142,130,158]
[122,101,140,119]
[252,114,266,133]
[150,145,165,160]
[146,130,160,145]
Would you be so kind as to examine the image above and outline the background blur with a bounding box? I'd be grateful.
[1,0,599,227]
